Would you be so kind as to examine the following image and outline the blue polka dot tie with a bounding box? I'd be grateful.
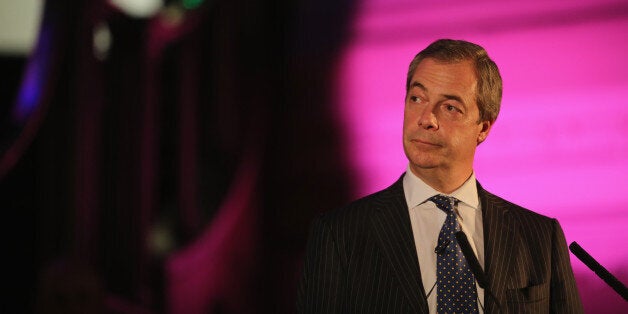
[431,195,478,313]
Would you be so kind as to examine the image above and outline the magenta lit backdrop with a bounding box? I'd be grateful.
[337,0,628,311]
[10,1,627,313]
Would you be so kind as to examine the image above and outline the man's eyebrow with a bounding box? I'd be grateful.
[410,82,427,91]
[443,94,464,104]
[410,82,465,104]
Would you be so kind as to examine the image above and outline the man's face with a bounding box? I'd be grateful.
[402,58,492,176]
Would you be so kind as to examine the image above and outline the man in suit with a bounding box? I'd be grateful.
[297,39,583,313]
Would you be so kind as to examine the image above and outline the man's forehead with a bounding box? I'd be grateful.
[410,59,477,89]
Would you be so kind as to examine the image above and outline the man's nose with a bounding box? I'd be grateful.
[418,105,438,130]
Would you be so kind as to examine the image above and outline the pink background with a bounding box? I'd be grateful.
[7,1,627,312]
[338,0,628,310]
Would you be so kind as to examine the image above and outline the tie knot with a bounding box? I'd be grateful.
[430,194,456,213]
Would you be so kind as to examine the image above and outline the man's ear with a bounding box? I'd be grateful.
[477,120,492,145]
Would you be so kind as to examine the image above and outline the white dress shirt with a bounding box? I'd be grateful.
[402,166,485,313]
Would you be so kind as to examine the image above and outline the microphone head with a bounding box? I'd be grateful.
[434,239,451,254]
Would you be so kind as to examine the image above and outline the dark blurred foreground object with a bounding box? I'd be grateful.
[1,0,355,313]
[36,258,105,314]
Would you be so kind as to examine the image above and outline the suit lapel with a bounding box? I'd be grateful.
[369,176,429,313]
[367,178,517,312]
[478,183,517,312]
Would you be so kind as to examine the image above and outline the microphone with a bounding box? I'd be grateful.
[569,242,628,301]
[455,231,488,289]
[455,231,501,310]
[434,239,451,254]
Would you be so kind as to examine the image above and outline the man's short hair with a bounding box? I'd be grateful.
[406,39,502,123]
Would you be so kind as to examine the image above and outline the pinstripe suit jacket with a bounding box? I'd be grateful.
[297,175,583,313]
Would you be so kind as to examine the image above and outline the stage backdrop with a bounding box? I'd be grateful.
[5,0,627,313]
[337,0,628,312]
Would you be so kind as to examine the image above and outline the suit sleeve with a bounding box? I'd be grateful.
[550,219,584,313]
[297,215,346,313]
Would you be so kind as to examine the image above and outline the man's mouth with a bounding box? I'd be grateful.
[411,139,440,147]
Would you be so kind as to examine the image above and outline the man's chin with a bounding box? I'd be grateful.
[404,150,439,167]
[410,163,439,170]
[408,159,441,171]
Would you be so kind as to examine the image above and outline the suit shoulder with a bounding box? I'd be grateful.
[483,189,556,224]
[317,182,401,227]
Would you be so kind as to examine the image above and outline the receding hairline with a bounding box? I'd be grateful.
[407,60,476,109]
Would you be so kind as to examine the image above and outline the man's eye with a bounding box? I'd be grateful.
[445,104,459,112]
[410,96,422,103]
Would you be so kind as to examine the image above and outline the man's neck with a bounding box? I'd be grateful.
[409,165,473,194]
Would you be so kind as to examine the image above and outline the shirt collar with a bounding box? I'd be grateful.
[403,165,480,210]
